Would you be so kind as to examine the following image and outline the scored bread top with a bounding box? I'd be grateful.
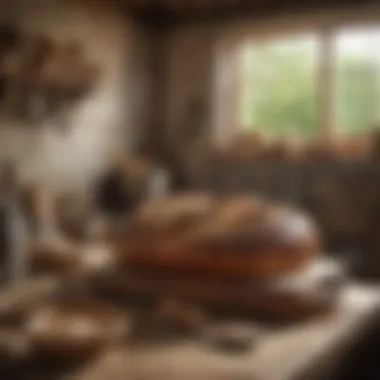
[126,194,318,258]
[130,194,216,237]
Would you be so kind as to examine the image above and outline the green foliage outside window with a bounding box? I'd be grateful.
[241,31,380,138]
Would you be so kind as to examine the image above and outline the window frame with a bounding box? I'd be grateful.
[230,14,380,139]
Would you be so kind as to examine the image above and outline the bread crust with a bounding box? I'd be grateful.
[119,195,318,279]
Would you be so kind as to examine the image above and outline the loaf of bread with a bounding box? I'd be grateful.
[132,194,215,235]
[120,194,319,279]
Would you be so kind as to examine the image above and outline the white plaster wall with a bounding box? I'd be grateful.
[0,0,153,194]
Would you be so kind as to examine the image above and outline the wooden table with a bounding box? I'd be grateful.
[0,259,376,380]
[70,284,380,380]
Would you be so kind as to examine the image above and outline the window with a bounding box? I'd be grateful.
[240,35,319,138]
[334,29,380,134]
[236,27,380,138]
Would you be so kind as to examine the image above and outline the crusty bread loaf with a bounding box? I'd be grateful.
[119,195,318,279]
[131,194,216,238]
[115,194,216,260]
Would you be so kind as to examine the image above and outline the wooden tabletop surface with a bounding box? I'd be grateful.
[0,259,377,380]
[69,284,380,380]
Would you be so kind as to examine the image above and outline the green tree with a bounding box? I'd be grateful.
[242,39,317,138]
[337,58,379,134]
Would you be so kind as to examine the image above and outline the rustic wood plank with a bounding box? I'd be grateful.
[68,284,380,380]
[0,276,62,318]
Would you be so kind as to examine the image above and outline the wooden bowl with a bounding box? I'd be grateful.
[25,300,129,364]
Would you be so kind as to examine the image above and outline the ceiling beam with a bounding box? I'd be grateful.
[135,0,379,28]
[68,0,380,28]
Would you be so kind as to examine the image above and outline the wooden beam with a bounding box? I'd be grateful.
[134,0,378,28]
[318,29,335,140]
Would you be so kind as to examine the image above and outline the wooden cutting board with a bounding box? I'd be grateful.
[92,258,345,323]
[70,284,380,380]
